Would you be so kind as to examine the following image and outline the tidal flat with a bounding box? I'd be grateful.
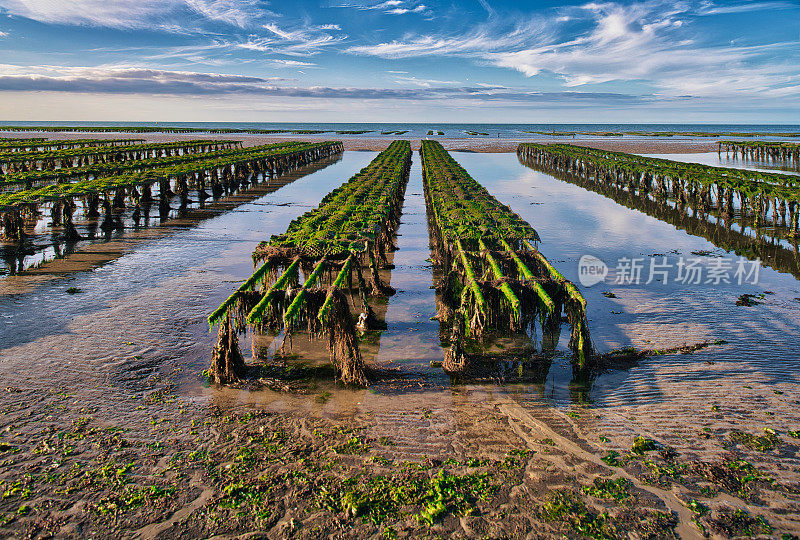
[1,139,799,538]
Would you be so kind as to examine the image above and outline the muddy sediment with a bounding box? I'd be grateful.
[1,370,798,538]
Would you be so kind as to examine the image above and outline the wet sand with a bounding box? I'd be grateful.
[1,146,799,538]
[1,358,797,538]
[0,131,719,153]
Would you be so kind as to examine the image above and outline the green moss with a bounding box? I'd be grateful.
[219,481,269,509]
[642,459,686,480]
[542,491,616,539]
[729,429,780,452]
[582,478,631,501]
[721,508,773,536]
[601,451,621,466]
[96,485,176,515]
[631,436,659,455]
[2,481,30,500]
[686,499,709,515]
[315,469,496,526]
[332,436,370,455]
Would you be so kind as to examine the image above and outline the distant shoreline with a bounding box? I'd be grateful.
[0,131,720,154]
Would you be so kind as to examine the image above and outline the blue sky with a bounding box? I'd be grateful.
[0,0,798,122]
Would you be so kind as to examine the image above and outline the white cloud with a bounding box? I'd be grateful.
[332,0,430,16]
[347,1,800,98]
[478,0,495,17]
[386,4,427,15]
[0,0,272,29]
[262,23,295,40]
[184,0,272,28]
[391,75,461,87]
[697,1,795,15]
[0,0,183,28]
[242,22,346,56]
[267,59,316,68]
[0,63,284,82]
[347,30,534,59]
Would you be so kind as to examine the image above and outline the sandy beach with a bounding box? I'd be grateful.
[0,131,720,154]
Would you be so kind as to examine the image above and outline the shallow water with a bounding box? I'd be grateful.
[467,153,800,406]
[0,151,377,419]
[642,151,800,175]
[2,148,799,413]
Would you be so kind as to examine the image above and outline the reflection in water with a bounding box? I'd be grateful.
[0,151,376,430]
[419,162,587,389]
[518,154,800,280]
[718,143,800,172]
[5,149,800,421]
[718,155,800,174]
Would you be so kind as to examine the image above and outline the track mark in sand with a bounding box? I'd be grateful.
[134,475,213,539]
[495,400,698,539]
[366,406,458,462]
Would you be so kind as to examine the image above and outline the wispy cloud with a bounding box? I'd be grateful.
[331,0,431,16]
[267,59,316,68]
[0,0,183,28]
[346,16,549,58]
[347,0,800,98]
[487,2,800,96]
[697,1,795,15]
[184,0,274,28]
[0,0,272,29]
[238,22,346,57]
[477,0,495,17]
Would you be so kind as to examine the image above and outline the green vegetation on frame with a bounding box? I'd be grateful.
[518,143,800,231]
[0,140,241,174]
[208,141,412,386]
[0,142,306,192]
[0,138,144,152]
[719,140,799,165]
[0,141,342,242]
[421,140,593,370]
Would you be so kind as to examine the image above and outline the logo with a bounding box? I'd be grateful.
[578,255,608,287]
